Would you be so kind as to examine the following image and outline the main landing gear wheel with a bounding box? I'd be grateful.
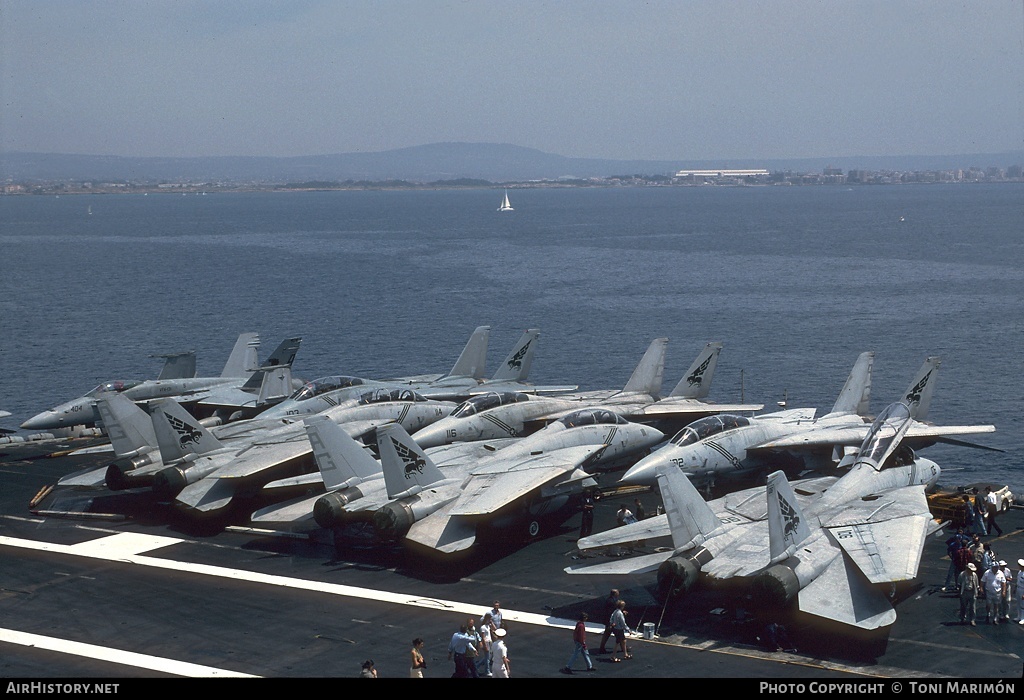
[527,520,541,538]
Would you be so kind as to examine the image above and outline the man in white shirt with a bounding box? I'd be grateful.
[981,562,1006,624]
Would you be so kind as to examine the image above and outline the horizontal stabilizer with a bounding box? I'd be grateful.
[798,552,897,630]
[250,493,322,531]
[577,513,671,551]
[565,550,673,576]
[175,477,237,514]
[404,502,477,554]
[56,465,111,487]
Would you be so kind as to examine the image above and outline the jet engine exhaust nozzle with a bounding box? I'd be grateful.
[372,501,415,541]
[750,564,800,609]
[105,456,156,491]
[657,555,702,600]
[313,491,353,529]
[151,468,188,500]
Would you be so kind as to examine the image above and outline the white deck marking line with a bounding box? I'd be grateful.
[0,627,258,678]
[0,533,918,677]
[68,532,184,557]
[0,533,589,631]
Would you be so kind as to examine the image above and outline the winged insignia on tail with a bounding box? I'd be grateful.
[164,411,202,447]
[390,435,426,478]
[506,340,532,371]
[904,370,932,406]
[686,355,714,387]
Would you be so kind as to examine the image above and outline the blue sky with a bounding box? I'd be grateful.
[2,1,1022,160]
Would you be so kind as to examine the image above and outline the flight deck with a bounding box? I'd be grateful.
[1,444,1021,680]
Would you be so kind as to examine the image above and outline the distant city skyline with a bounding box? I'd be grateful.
[2,1,1023,162]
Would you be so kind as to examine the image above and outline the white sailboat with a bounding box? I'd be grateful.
[498,190,513,211]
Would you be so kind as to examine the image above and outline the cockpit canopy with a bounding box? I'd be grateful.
[86,380,143,397]
[290,376,367,401]
[558,408,628,428]
[856,401,912,471]
[451,392,530,418]
[357,388,426,405]
[669,414,751,447]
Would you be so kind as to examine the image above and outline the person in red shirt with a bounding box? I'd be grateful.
[562,611,596,673]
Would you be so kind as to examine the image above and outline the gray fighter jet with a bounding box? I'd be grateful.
[565,400,945,631]
[620,354,997,489]
[412,340,761,449]
[21,333,263,431]
[364,408,665,557]
[153,387,456,519]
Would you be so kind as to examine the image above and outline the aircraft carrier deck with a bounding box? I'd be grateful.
[1,442,1021,683]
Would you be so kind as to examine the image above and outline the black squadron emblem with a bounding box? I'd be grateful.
[904,370,932,406]
[390,436,426,479]
[506,340,532,371]
[165,412,202,448]
[686,354,714,387]
[777,489,801,544]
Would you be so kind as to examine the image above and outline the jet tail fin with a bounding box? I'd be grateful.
[656,463,720,550]
[828,351,874,416]
[490,329,539,382]
[766,470,812,560]
[256,366,294,405]
[901,356,940,421]
[377,423,446,499]
[667,342,722,399]
[95,394,158,458]
[447,326,490,380]
[621,338,668,398]
[262,336,302,368]
[304,415,380,490]
[154,351,196,380]
[149,398,224,462]
[220,332,260,377]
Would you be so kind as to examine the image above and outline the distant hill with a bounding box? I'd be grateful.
[2,143,1021,184]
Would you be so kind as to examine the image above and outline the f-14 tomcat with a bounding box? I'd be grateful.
[256,326,574,421]
[619,354,996,490]
[411,340,761,449]
[566,400,947,631]
[21,333,301,431]
[305,408,665,555]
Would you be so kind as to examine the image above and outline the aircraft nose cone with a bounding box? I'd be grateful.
[412,423,448,449]
[21,411,59,431]
[620,451,664,486]
[643,426,666,447]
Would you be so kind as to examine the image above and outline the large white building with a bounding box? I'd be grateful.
[674,169,769,178]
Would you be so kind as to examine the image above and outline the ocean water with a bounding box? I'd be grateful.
[1,184,1021,493]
